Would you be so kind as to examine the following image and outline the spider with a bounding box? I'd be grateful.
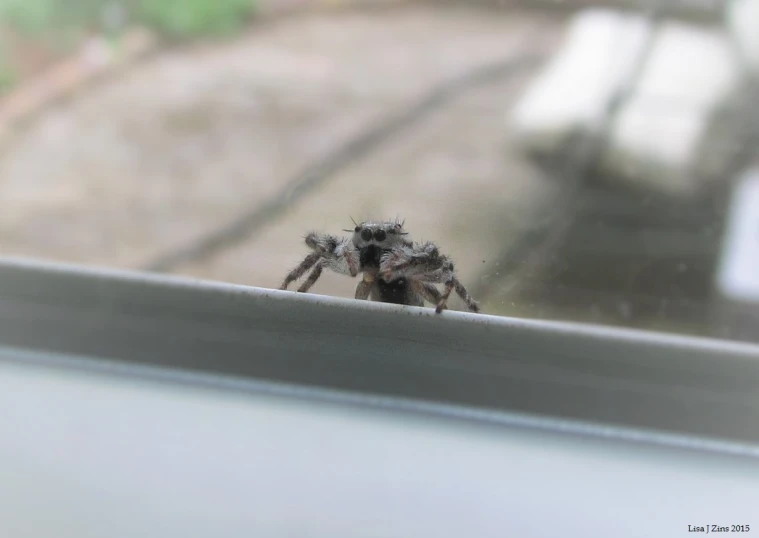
[278,219,480,314]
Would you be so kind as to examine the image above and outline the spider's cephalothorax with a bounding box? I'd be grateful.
[278,219,480,314]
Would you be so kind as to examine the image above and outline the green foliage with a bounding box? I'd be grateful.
[0,44,16,93]
[138,0,256,39]
[0,0,54,34]
[0,0,258,40]
[0,0,257,93]
[0,0,108,34]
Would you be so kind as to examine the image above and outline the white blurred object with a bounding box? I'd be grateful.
[511,10,742,197]
[511,9,653,154]
[716,167,759,303]
[631,23,738,108]
[81,37,114,70]
[726,0,759,73]
[601,23,740,197]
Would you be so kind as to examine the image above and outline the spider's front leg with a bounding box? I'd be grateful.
[279,251,321,291]
[307,232,360,279]
[435,275,480,314]
[380,241,480,314]
[279,232,360,293]
[423,262,480,314]
[411,280,447,310]
[378,241,447,282]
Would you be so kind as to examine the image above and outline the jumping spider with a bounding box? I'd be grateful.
[279,219,480,314]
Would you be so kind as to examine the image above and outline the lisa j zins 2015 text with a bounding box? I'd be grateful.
[688,525,750,533]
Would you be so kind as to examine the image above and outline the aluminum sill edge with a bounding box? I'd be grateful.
[0,256,758,453]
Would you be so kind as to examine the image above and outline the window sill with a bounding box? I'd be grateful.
[0,256,757,454]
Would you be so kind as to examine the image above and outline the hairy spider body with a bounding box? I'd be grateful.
[279,219,480,314]
[375,276,421,306]
[356,242,421,306]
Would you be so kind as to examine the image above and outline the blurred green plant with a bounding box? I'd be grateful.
[139,0,257,39]
[0,0,258,94]
[0,43,17,93]
[0,0,258,40]
[0,0,113,35]
[0,0,58,34]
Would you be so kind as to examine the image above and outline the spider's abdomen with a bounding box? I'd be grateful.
[374,277,423,307]
[376,277,409,304]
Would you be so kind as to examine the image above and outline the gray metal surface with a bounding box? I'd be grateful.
[1,347,758,538]
[1,256,759,537]
[0,256,758,449]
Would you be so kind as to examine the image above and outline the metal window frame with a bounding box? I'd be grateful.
[1,256,758,456]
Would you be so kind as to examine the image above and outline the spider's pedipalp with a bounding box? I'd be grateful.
[355,278,373,300]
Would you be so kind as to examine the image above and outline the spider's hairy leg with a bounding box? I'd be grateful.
[297,261,324,293]
[308,232,360,277]
[381,242,480,313]
[279,251,321,290]
[378,241,444,280]
[410,279,447,310]
[454,279,480,313]
[435,279,456,314]
[435,277,480,314]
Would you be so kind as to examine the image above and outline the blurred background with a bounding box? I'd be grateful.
[1,0,758,342]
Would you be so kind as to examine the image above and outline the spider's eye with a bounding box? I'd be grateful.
[360,229,373,241]
[374,229,387,242]
[354,226,361,232]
